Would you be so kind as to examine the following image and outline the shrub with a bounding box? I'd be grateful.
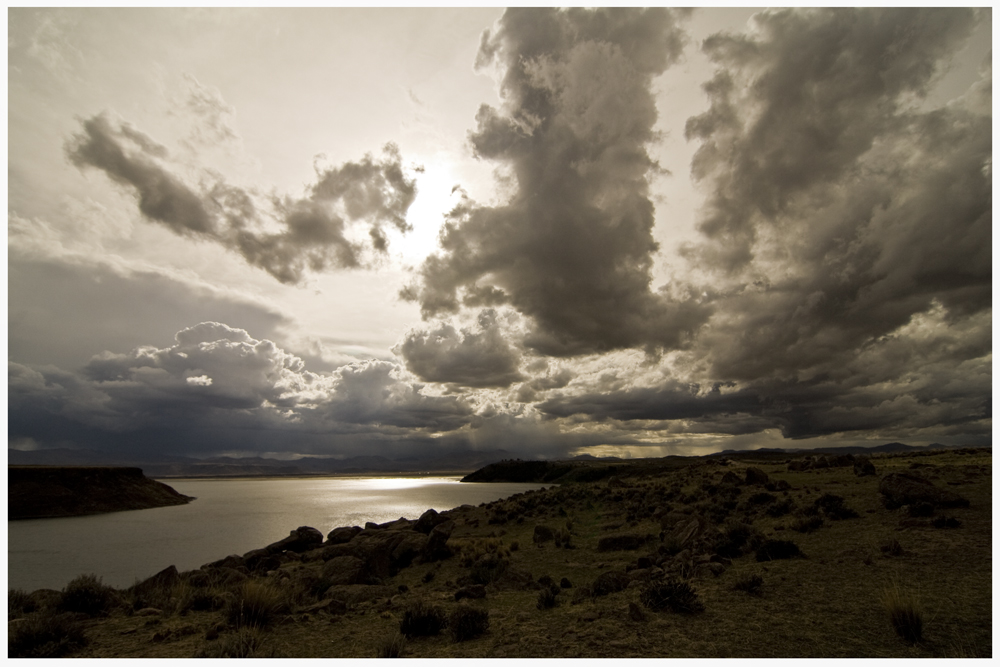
[932,516,962,529]
[732,571,764,596]
[375,632,406,658]
[8,612,87,658]
[765,499,795,518]
[470,554,508,585]
[449,605,490,642]
[791,515,824,533]
[225,581,289,629]
[536,587,559,610]
[814,494,859,520]
[399,601,446,638]
[195,627,280,658]
[755,539,804,562]
[879,538,904,557]
[881,582,923,644]
[509,540,519,552]
[746,492,777,506]
[714,520,762,558]
[59,574,121,617]
[591,571,630,597]
[639,579,704,614]
[9,588,36,619]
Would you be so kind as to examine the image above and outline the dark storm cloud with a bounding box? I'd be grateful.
[680,8,990,380]
[402,8,710,357]
[65,112,418,283]
[8,324,475,458]
[395,309,525,388]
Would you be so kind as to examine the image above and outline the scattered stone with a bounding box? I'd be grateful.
[745,468,770,486]
[879,472,970,509]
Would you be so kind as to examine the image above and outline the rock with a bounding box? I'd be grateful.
[787,460,809,472]
[745,467,770,486]
[829,454,855,468]
[203,554,245,571]
[671,517,706,548]
[560,577,572,589]
[415,509,449,534]
[591,571,630,597]
[854,457,877,477]
[773,479,791,491]
[423,520,455,562]
[390,532,429,570]
[265,526,324,554]
[130,565,180,598]
[720,471,742,485]
[184,571,211,588]
[322,556,367,586]
[244,551,282,574]
[211,567,248,586]
[326,526,362,544]
[365,521,381,530]
[533,525,556,544]
[879,472,970,509]
[454,584,487,601]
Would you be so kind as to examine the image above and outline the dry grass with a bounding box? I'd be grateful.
[375,632,407,658]
[881,580,924,644]
[225,581,290,629]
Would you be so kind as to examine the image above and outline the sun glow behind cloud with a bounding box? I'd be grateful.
[390,159,461,265]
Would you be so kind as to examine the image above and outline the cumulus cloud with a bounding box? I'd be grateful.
[65,112,418,283]
[395,309,525,388]
[8,323,475,457]
[531,9,991,446]
[402,8,710,357]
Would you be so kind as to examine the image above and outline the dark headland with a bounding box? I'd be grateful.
[8,466,194,520]
[8,446,991,658]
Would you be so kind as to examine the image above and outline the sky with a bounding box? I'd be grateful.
[7,7,993,461]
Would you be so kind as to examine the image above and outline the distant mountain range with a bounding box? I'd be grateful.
[6,441,973,478]
[5,448,515,477]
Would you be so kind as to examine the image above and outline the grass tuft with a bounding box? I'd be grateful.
[449,604,490,642]
[399,600,447,638]
[881,581,923,645]
[375,632,407,658]
[224,581,289,629]
[8,612,88,658]
[640,579,704,614]
[59,574,121,617]
[195,627,280,658]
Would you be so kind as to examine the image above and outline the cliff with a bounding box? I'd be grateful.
[8,466,194,520]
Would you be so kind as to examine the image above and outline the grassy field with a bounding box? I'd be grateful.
[8,448,991,658]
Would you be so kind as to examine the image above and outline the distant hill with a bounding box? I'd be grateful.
[9,466,193,519]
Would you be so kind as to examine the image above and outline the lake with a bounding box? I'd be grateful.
[7,477,545,592]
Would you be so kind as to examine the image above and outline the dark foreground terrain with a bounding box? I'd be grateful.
[8,448,991,658]
[8,466,193,520]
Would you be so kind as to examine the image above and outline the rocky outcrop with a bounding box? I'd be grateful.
[9,466,193,520]
[879,472,970,509]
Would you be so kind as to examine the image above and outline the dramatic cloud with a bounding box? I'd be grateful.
[403,8,711,356]
[65,112,418,283]
[395,309,525,388]
[8,323,475,457]
[534,8,992,446]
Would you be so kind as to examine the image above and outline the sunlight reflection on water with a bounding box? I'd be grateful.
[8,476,544,591]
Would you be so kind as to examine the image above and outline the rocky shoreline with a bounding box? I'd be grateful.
[8,447,992,658]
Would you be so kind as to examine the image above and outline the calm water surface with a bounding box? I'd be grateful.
[8,477,545,591]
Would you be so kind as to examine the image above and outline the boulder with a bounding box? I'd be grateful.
[854,457,877,477]
[415,509,449,534]
[130,565,180,598]
[533,525,556,544]
[879,472,970,509]
[597,534,649,552]
[671,517,707,548]
[203,554,245,571]
[423,520,455,562]
[327,526,362,544]
[378,517,414,531]
[390,532,429,570]
[591,571,630,597]
[744,467,770,486]
[265,526,324,554]
[322,556,367,586]
[720,471,742,486]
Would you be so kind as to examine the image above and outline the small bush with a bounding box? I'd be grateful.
[225,581,289,629]
[714,520,762,558]
[932,516,962,529]
[765,499,795,518]
[640,579,704,614]
[509,540,519,552]
[8,612,87,658]
[879,538,904,557]
[399,601,446,638]
[755,539,803,562]
[814,494,859,520]
[536,587,559,610]
[449,605,490,642]
[195,627,279,658]
[422,570,436,584]
[791,515,824,533]
[591,571,630,597]
[470,554,508,585]
[881,582,923,644]
[732,571,764,596]
[375,632,406,658]
[9,589,36,619]
[59,574,121,617]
